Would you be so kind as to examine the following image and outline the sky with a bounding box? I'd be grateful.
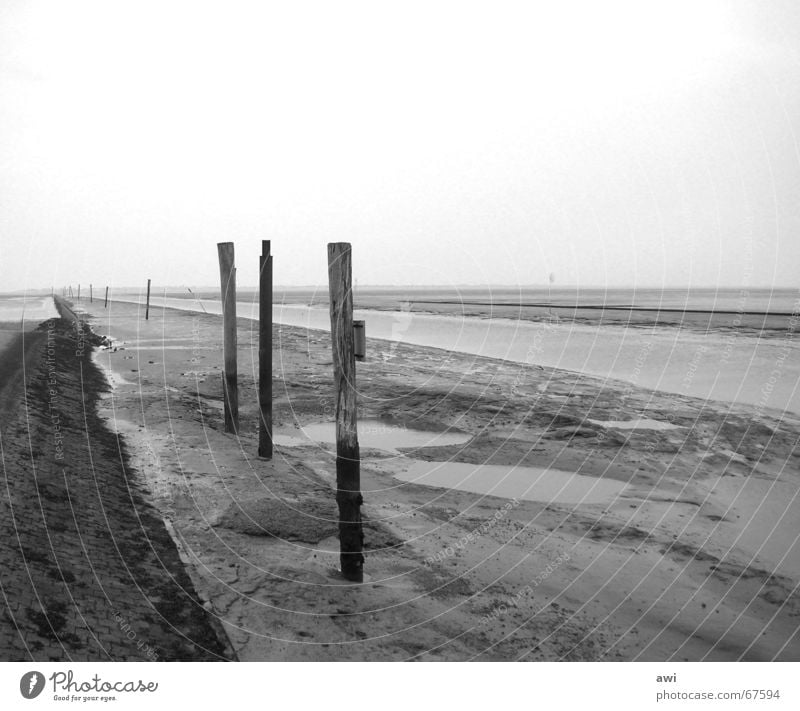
[1,0,799,291]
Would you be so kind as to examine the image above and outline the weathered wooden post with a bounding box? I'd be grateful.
[77,284,81,300]
[258,240,273,458]
[217,242,239,434]
[90,284,93,303]
[145,279,151,320]
[104,286,109,308]
[327,242,364,582]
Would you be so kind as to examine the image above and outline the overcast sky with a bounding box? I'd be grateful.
[1,0,798,291]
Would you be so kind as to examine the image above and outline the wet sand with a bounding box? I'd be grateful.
[82,297,799,661]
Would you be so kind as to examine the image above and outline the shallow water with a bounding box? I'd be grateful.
[390,459,627,504]
[109,294,800,415]
[274,419,471,453]
[0,296,59,323]
[278,418,625,504]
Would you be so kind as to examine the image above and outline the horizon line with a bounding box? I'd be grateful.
[5,283,798,295]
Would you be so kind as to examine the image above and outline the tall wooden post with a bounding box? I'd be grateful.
[217,242,239,434]
[77,284,80,300]
[90,284,93,303]
[104,286,109,308]
[327,242,364,582]
[258,240,273,459]
[145,279,151,320]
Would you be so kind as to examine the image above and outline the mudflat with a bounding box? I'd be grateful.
[83,298,799,661]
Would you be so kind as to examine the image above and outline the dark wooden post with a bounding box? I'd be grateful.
[104,286,109,308]
[145,279,151,320]
[77,284,80,300]
[258,240,273,458]
[327,242,364,582]
[90,284,93,302]
[217,242,239,434]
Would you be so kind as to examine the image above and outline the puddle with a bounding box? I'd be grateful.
[389,459,627,504]
[274,419,471,453]
[272,433,313,448]
[588,418,681,431]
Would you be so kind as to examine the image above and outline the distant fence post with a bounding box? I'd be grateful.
[145,279,151,320]
[90,284,93,303]
[217,242,239,434]
[258,240,273,459]
[77,284,80,300]
[327,242,364,582]
[104,286,109,308]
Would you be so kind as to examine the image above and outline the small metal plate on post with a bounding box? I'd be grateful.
[353,320,366,361]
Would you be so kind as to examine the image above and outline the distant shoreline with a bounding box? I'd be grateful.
[409,300,797,317]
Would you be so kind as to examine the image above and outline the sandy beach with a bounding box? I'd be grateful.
[54,295,798,661]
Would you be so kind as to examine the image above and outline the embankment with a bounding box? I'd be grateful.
[0,302,233,661]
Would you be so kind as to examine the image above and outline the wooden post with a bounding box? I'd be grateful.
[327,242,364,582]
[77,284,80,300]
[145,279,151,320]
[90,284,93,303]
[104,286,109,308]
[258,240,273,458]
[217,242,238,434]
